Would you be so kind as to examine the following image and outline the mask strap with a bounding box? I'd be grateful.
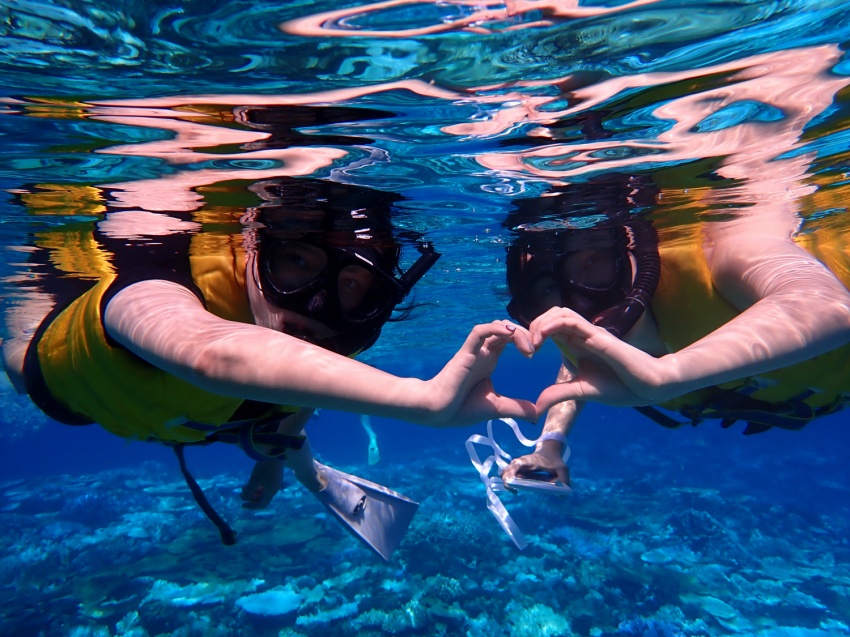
[465,418,570,550]
[245,251,286,332]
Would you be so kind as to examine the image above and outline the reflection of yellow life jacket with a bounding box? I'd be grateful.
[649,223,850,432]
[34,234,290,443]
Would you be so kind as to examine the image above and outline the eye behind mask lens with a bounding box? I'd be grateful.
[260,241,404,330]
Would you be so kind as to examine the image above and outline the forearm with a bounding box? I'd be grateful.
[192,326,431,421]
[537,364,582,455]
[660,244,850,398]
[666,297,849,392]
[105,281,436,423]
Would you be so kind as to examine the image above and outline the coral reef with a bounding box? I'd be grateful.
[0,440,849,637]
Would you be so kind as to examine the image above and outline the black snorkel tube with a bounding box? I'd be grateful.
[592,219,660,339]
[399,241,441,295]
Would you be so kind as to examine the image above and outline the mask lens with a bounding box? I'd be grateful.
[560,248,623,293]
[262,241,402,325]
[337,249,406,322]
[265,242,328,293]
[507,275,562,328]
[337,263,392,321]
[508,248,629,326]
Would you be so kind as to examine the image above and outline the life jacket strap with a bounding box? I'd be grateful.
[182,419,306,461]
[636,386,848,434]
[173,444,237,546]
[170,423,305,545]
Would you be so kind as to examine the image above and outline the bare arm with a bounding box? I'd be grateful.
[104,279,537,426]
[533,224,850,410]
[537,363,581,446]
[666,223,850,393]
[502,363,580,486]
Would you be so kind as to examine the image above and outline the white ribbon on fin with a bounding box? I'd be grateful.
[465,418,570,550]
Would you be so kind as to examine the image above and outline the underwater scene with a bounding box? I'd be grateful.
[4,0,850,636]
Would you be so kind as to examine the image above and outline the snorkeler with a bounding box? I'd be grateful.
[499,172,850,489]
[1,176,537,559]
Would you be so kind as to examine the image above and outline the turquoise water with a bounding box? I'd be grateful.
[3,1,850,636]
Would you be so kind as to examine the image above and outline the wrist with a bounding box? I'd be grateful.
[536,437,566,457]
[538,431,567,445]
[652,353,684,402]
[416,374,457,426]
[363,377,437,425]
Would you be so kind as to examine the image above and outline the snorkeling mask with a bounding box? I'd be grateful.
[507,228,632,325]
[505,176,660,338]
[257,239,439,355]
[249,177,440,356]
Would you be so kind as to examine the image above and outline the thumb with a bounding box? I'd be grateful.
[535,381,589,413]
[554,464,570,486]
[491,396,538,424]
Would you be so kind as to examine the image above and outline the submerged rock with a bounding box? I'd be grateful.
[236,586,303,616]
[680,593,738,620]
[640,545,700,567]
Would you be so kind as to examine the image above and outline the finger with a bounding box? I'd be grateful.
[482,333,511,356]
[534,312,592,347]
[463,321,505,352]
[500,463,516,480]
[464,320,527,354]
[530,308,609,351]
[554,464,570,486]
[499,463,521,492]
[481,326,535,360]
[535,381,591,414]
[491,395,538,423]
[528,307,576,348]
[507,323,535,358]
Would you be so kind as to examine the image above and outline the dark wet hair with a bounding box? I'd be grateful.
[249,177,405,266]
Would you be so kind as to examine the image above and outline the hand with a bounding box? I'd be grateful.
[281,435,326,493]
[240,460,284,510]
[529,307,672,412]
[501,443,570,490]
[425,320,538,427]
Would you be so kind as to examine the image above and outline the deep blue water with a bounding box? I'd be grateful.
[4,1,850,636]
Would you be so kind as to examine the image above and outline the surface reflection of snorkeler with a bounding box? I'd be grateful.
[501,173,850,488]
[1,177,536,559]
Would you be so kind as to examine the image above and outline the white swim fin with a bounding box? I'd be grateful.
[313,462,418,560]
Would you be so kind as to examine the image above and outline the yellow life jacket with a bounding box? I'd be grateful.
[648,222,850,432]
[33,233,292,443]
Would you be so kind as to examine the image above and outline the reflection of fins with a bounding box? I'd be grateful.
[361,415,380,466]
[313,463,418,561]
[367,439,380,466]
